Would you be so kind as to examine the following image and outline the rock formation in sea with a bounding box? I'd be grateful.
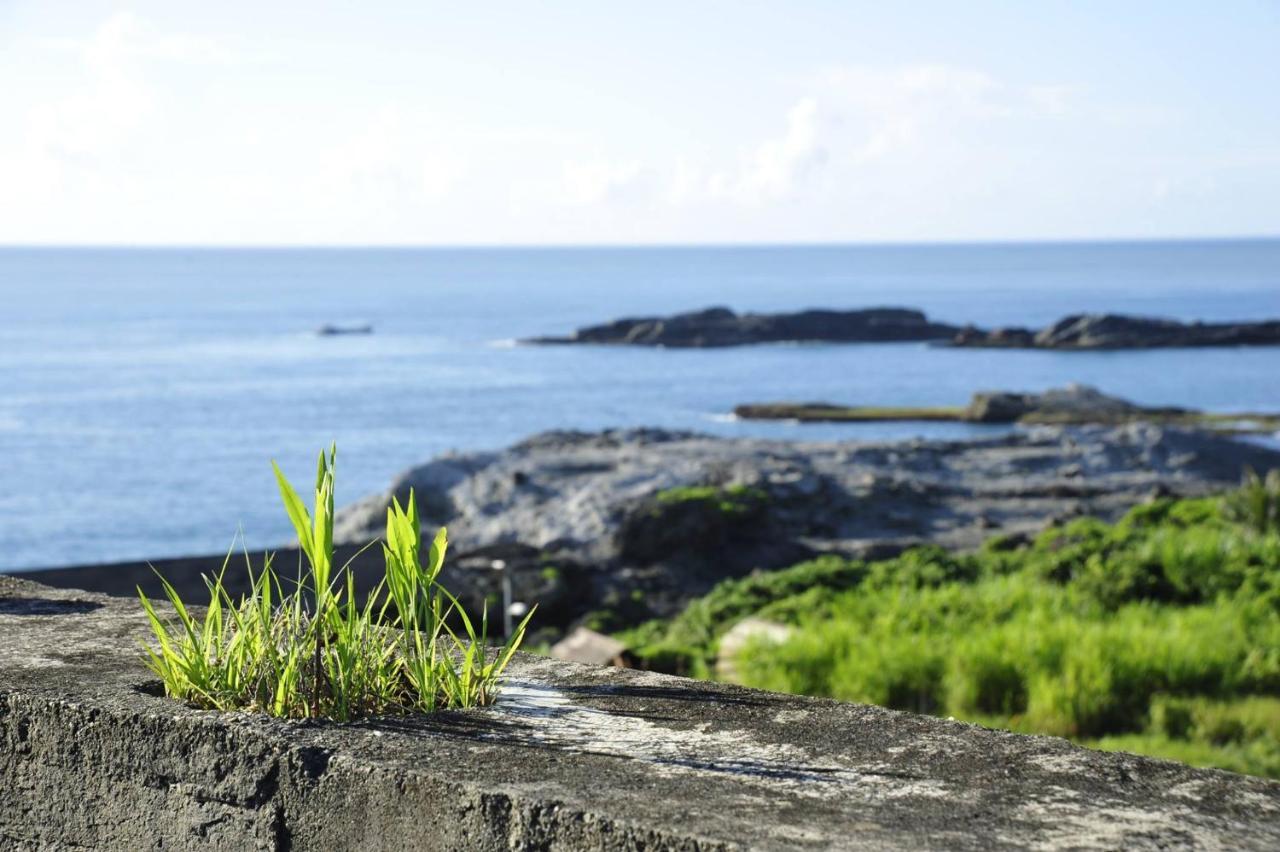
[527,305,1280,349]
[952,313,1280,349]
[524,305,962,347]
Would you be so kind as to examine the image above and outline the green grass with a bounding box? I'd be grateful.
[1223,468,1280,533]
[1089,695,1280,777]
[138,446,533,721]
[653,483,768,516]
[620,477,1280,778]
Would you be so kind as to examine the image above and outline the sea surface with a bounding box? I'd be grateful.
[2,240,1278,571]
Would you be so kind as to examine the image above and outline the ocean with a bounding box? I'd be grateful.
[2,240,1278,571]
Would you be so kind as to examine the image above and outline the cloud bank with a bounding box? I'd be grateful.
[0,11,1271,244]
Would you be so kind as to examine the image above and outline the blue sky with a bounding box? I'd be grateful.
[2,1,1278,245]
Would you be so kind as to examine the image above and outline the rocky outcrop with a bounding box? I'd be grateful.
[953,313,1280,349]
[6,575,1279,850]
[331,425,1280,625]
[736,384,1279,432]
[525,306,962,348]
[963,383,1189,423]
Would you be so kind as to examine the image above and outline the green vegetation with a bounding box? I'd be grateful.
[138,446,533,721]
[1223,468,1280,533]
[653,483,767,516]
[621,478,1280,778]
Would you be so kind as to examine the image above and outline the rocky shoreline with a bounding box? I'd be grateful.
[327,424,1280,631]
[526,305,1280,349]
[17,425,1280,639]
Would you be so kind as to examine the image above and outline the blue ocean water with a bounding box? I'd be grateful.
[2,241,1278,571]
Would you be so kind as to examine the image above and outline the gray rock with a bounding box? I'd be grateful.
[953,325,1036,347]
[550,627,630,666]
[335,424,1280,621]
[525,305,962,348]
[3,576,1279,850]
[964,383,1181,423]
[952,312,1280,349]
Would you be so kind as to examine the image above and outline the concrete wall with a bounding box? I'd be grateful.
[3,575,1279,851]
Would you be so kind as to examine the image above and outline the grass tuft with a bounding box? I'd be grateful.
[1223,468,1280,534]
[139,445,533,721]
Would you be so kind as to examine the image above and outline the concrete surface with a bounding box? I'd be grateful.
[3,574,1279,851]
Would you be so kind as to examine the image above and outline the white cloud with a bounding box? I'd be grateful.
[43,11,235,66]
[27,11,237,162]
[818,64,1072,165]
[561,158,646,206]
[4,19,1246,247]
[657,65,1074,211]
[662,96,828,207]
[730,96,826,203]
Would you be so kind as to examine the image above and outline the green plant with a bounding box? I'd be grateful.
[653,484,767,516]
[1223,468,1280,534]
[138,446,533,721]
[618,480,1280,778]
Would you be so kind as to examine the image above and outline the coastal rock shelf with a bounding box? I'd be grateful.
[21,426,1280,641]
[329,425,1280,622]
[3,575,1279,850]
[735,384,1280,433]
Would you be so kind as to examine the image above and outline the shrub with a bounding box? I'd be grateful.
[139,446,533,721]
[1222,468,1280,534]
[734,629,841,697]
[617,555,868,670]
[1149,695,1196,739]
[865,545,980,590]
[830,635,946,713]
[617,480,1280,777]
[945,632,1028,716]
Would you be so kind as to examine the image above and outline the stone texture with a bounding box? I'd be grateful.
[329,425,1280,621]
[3,575,1280,850]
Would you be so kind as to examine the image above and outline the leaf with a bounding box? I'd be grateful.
[273,461,315,564]
[427,526,448,582]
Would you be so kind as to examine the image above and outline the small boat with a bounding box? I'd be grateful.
[317,323,374,336]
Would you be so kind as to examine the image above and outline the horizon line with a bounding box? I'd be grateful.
[1,233,1279,252]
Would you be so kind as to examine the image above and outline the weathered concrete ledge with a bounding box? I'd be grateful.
[3,576,1279,850]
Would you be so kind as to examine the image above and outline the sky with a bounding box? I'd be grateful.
[1,1,1278,246]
